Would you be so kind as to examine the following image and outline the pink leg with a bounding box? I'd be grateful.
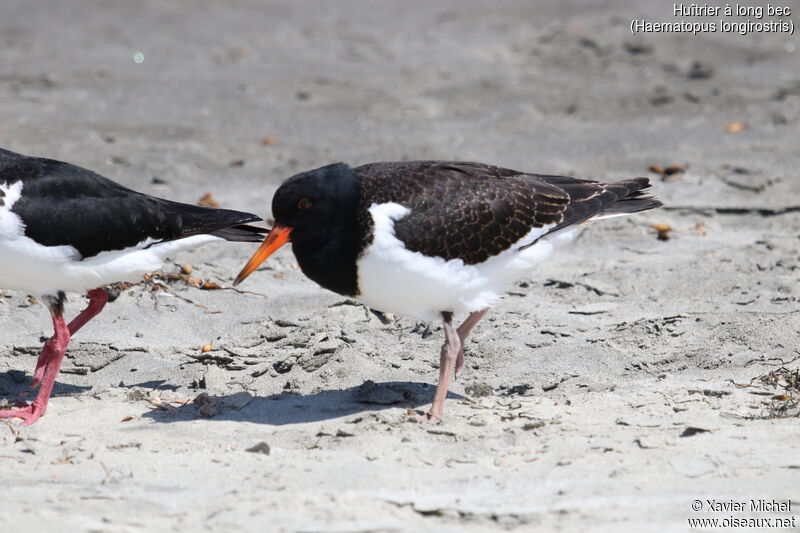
[30,340,60,390]
[32,289,108,387]
[417,312,461,423]
[66,289,110,336]
[1,313,71,426]
[454,308,489,379]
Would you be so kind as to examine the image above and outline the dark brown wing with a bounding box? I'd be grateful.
[354,161,659,265]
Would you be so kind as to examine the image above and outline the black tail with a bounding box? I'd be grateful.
[597,178,663,218]
[536,175,662,232]
[159,200,268,242]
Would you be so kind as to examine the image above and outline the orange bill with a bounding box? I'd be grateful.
[233,225,293,286]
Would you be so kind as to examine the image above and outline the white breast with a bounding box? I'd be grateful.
[355,202,580,323]
[0,180,25,238]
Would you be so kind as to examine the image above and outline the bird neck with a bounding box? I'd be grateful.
[290,213,361,297]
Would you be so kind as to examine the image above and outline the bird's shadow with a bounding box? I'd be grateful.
[141,381,464,425]
[0,370,91,399]
[123,379,180,392]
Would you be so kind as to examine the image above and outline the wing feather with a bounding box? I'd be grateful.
[355,161,659,264]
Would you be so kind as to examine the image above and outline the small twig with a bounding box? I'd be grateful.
[1,419,20,437]
[146,397,193,413]
[219,286,270,299]
[745,355,800,367]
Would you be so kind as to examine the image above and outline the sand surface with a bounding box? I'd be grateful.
[1,1,799,531]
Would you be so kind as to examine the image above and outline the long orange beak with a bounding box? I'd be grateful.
[233,225,293,286]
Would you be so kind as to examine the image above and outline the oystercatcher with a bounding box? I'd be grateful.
[0,147,265,425]
[234,161,662,422]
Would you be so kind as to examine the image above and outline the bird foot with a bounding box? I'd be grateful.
[454,353,465,380]
[409,408,441,424]
[0,402,45,426]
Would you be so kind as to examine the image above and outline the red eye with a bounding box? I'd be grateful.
[297,197,312,210]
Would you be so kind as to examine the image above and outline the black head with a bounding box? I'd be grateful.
[234,162,360,286]
[271,163,359,229]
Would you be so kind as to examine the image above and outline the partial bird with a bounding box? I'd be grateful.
[0,147,265,425]
[235,161,662,422]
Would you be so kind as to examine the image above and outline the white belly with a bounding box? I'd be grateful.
[0,234,219,296]
[355,202,580,323]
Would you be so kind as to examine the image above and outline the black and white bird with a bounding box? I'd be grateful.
[0,147,265,425]
[234,161,662,422]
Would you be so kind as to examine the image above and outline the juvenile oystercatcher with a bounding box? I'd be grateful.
[0,147,265,425]
[235,161,662,422]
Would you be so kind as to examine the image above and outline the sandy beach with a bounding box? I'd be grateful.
[1,1,798,531]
